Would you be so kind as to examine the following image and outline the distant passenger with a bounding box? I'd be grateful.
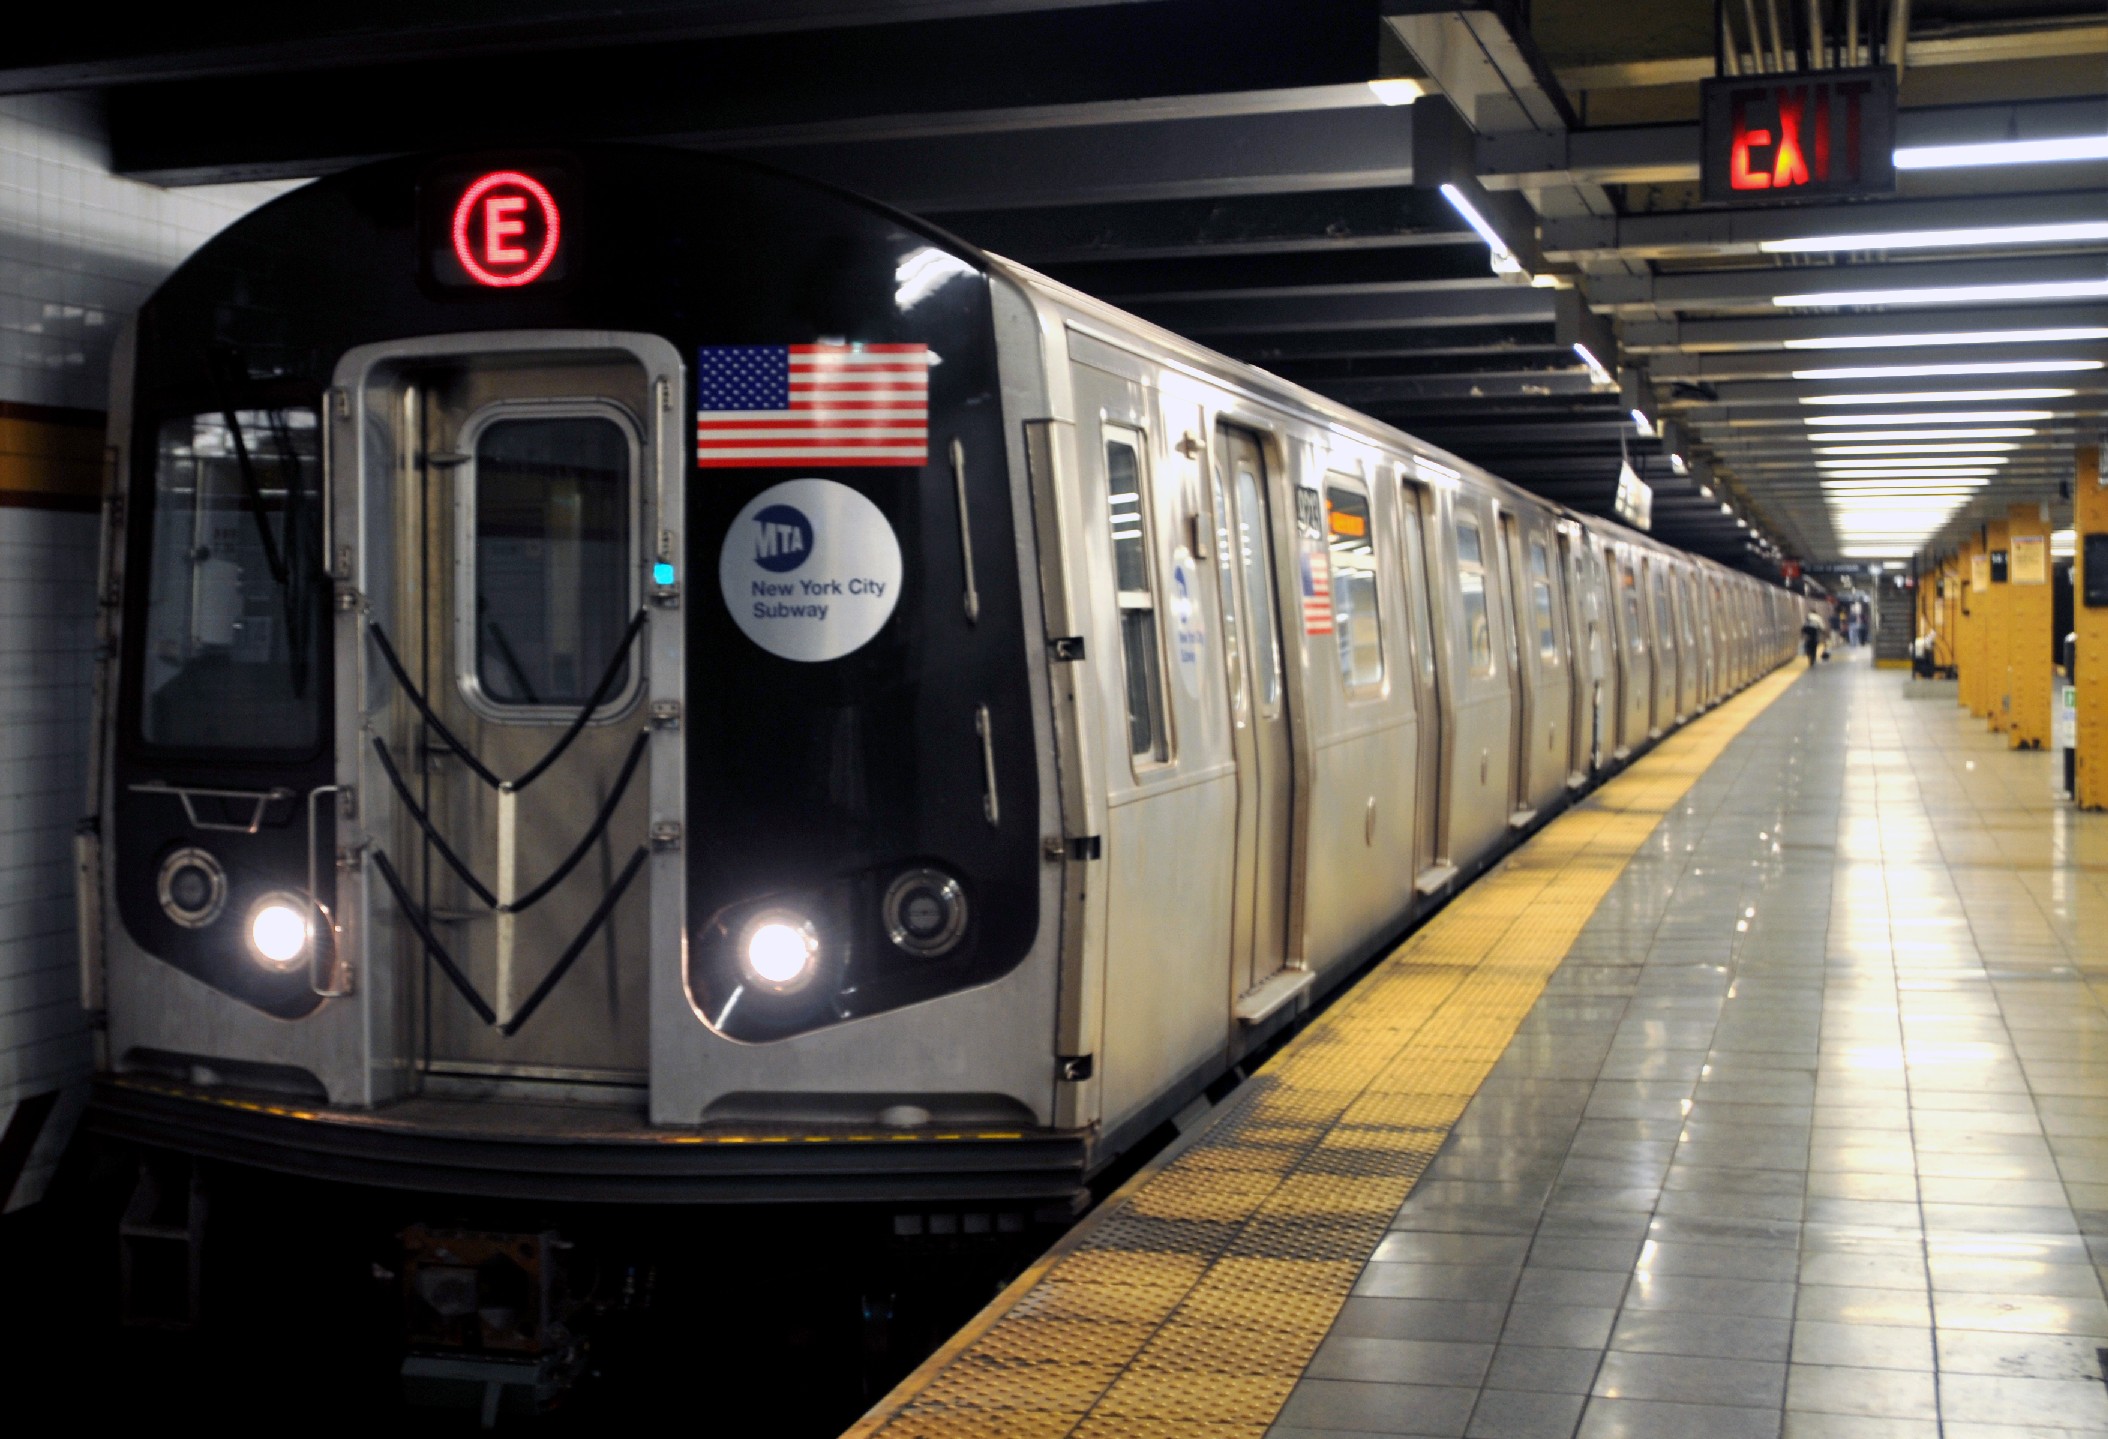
[1802,612,1824,667]
[1912,629,1938,678]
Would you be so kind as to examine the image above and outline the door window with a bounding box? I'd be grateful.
[470,413,635,712]
[1528,538,1559,659]
[1456,513,1495,676]
[1104,429,1170,763]
[1324,479,1384,695]
[1234,457,1284,711]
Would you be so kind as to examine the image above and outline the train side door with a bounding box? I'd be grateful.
[335,336,684,1091]
[1398,477,1450,888]
[1216,425,1295,997]
[1496,508,1535,824]
[1560,527,1600,778]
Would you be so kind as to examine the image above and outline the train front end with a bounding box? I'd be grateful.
[83,149,1072,1202]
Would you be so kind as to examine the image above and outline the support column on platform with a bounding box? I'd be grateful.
[1938,551,1962,673]
[1961,534,1987,718]
[1984,517,2012,734]
[2078,447,2107,810]
[2006,503,2052,750]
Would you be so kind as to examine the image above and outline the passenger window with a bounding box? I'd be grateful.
[1528,539,1558,659]
[1622,563,1644,651]
[1104,429,1169,763]
[1653,570,1674,651]
[1456,513,1495,677]
[473,415,634,709]
[140,408,326,750]
[1325,481,1384,694]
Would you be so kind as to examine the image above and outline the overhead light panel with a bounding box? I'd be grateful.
[1810,428,2037,441]
[1816,442,2022,455]
[1800,388,2078,406]
[1760,222,2108,254]
[1785,327,2108,351]
[1571,342,1615,388]
[1774,280,2108,308]
[1804,409,2056,426]
[1367,77,1429,105]
[1439,183,1523,276]
[1791,360,2103,381]
[1894,135,2108,170]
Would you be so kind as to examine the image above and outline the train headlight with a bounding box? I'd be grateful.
[157,847,227,929]
[883,868,968,957]
[738,909,820,993]
[246,892,312,970]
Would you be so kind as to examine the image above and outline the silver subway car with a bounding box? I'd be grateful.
[79,148,1798,1205]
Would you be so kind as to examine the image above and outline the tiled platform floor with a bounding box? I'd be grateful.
[1273,652,2108,1439]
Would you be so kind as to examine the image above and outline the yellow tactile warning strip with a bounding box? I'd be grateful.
[847,664,1805,1439]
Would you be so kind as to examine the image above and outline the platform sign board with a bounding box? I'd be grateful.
[2054,683,2076,752]
[1700,67,1897,204]
[2010,534,2048,585]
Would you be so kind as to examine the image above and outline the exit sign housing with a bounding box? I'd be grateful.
[1700,67,1897,204]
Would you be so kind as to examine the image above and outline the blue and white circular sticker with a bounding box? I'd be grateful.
[719,478,904,662]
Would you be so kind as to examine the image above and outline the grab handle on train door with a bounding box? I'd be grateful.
[307,784,353,998]
[975,704,999,827]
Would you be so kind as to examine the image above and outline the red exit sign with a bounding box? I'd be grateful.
[1700,68,1896,204]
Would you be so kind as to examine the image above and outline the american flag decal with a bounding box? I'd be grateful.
[695,343,929,468]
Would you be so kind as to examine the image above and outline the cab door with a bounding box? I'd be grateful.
[334,335,685,1091]
[1215,424,1295,997]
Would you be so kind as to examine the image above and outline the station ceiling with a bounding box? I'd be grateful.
[10,0,2103,573]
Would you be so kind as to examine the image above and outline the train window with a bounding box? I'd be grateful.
[1234,458,1282,711]
[1623,561,1644,651]
[139,408,326,751]
[1325,481,1383,694]
[471,415,634,710]
[1104,429,1169,763]
[1528,539,1558,658]
[1455,513,1495,676]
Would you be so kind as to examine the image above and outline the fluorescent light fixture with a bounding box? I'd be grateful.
[1791,360,2102,381]
[1774,280,2108,308]
[1572,342,1614,388]
[1440,183,1523,275]
[1804,410,2055,426]
[1760,221,2108,254]
[1819,459,2008,470]
[1800,388,2078,406]
[1367,77,1429,105]
[1668,451,1689,475]
[1894,135,2108,169]
[1631,408,1657,438]
[2052,527,2076,556]
[1811,428,2036,441]
[1697,484,1713,499]
[1841,546,1918,557]
[1816,442,2021,455]
[1785,327,2108,351]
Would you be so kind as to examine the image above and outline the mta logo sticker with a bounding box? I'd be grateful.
[752,504,813,572]
[720,478,903,663]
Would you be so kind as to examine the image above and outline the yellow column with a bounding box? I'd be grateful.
[1938,552,1961,672]
[2005,503,2052,749]
[1984,517,2012,733]
[1960,534,1986,716]
[2077,446,2108,810]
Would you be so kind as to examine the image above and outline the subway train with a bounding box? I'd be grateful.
[78,146,1799,1211]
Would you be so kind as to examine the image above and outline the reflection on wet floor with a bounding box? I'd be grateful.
[1274,652,2108,1439]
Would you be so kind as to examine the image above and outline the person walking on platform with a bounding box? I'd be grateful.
[1802,610,1824,666]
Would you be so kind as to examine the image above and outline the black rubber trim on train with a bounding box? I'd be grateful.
[369,726,650,915]
[363,604,647,793]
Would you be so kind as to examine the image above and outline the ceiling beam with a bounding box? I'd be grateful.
[1622,302,2108,353]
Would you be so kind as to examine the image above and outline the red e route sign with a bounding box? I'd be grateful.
[1700,67,1896,204]
[451,171,562,287]
[421,159,575,291]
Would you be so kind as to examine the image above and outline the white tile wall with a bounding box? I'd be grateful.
[0,92,301,1209]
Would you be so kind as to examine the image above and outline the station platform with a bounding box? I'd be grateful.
[850,652,2108,1439]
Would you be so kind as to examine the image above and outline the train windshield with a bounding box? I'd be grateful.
[138,408,326,751]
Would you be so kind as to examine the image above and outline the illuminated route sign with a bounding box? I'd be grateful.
[421,159,576,290]
[1700,68,1896,204]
